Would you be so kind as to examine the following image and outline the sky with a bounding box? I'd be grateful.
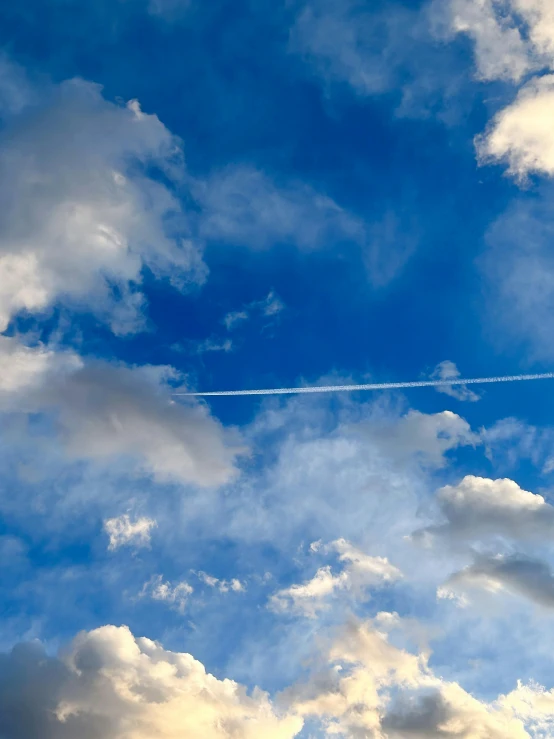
[4,0,554,737]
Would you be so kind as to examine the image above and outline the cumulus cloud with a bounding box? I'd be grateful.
[412,475,554,544]
[439,554,554,609]
[104,514,157,550]
[441,0,554,81]
[289,616,538,738]
[2,620,554,738]
[478,75,554,179]
[269,538,401,616]
[140,575,193,612]
[195,166,364,251]
[440,1,554,180]
[430,360,480,402]
[0,624,303,739]
[0,63,206,334]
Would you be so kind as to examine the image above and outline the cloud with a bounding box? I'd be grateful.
[49,362,244,485]
[140,575,193,612]
[0,63,206,334]
[359,409,479,469]
[289,616,536,738]
[481,190,554,359]
[104,514,157,550]
[222,290,285,334]
[1,619,554,739]
[290,0,474,122]
[223,310,249,330]
[196,572,246,593]
[218,398,479,560]
[430,361,480,402]
[437,0,535,82]
[195,166,364,251]
[0,336,81,400]
[478,75,554,179]
[412,475,554,544]
[0,624,303,739]
[0,335,244,486]
[290,0,401,96]
[269,538,402,616]
[364,210,419,288]
[439,554,554,609]
[193,338,234,354]
[440,0,554,83]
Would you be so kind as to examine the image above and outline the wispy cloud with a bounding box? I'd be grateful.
[104,514,157,551]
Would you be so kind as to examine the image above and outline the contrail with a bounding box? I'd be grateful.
[174,372,554,397]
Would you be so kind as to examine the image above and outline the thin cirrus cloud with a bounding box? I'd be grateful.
[194,165,364,251]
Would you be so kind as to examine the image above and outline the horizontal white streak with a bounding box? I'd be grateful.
[173,373,554,397]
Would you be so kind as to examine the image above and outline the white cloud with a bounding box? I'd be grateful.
[439,0,554,82]
[36,358,244,486]
[478,75,554,179]
[440,1,554,180]
[0,64,206,334]
[269,538,401,616]
[412,475,554,544]
[197,571,246,593]
[0,335,81,401]
[289,616,535,738]
[439,0,534,82]
[2,617,554,738]
[53,363,244,485]
[104,514,157,550]
[0,624,303,739]
[140,574,193,612]
[360,409,479,469]
[195,166,364,251]
[0,335,244,487]
[430,360,480,402]
[217,398,479,565]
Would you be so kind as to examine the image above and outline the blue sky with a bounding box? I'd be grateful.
[2,0,554,737]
